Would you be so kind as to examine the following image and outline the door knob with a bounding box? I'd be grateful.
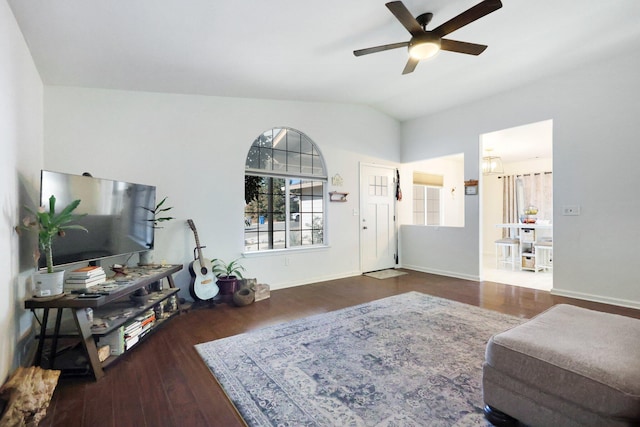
[363,226,368,229]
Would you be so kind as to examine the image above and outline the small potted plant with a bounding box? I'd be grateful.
[16,195,87,297]
[212,258,245,302]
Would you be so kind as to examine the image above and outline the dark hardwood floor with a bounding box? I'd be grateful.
[40,270,640,427]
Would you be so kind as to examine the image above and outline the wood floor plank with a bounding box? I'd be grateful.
[41,270,640,426]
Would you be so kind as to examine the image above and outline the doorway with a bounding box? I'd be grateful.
[480,120,553,291]
[360,163,397,273]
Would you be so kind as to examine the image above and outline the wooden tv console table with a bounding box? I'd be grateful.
[24,264,183,380]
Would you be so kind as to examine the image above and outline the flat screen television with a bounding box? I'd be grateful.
[39,170,156,268]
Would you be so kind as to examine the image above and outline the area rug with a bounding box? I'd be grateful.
[363,269,408,279]
[195,291,524,426]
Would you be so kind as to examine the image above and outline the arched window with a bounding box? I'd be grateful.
[244,128,327,252]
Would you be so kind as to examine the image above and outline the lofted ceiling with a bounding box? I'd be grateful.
[7,1,640,122]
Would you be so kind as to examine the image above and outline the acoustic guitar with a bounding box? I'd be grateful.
[187,219,219,301]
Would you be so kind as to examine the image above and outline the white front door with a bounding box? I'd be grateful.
[360,164,397,273]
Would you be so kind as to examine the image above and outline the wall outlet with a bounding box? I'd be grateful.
[562,205,581,215]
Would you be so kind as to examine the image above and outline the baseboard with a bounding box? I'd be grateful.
[551,288,640,310]
[400,264,479,282]
[270,270,363,291]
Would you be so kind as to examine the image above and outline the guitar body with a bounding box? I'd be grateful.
[187,219,219,301]
[189,257,218,301]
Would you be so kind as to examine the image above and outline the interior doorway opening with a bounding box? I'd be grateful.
[479,120,553,291]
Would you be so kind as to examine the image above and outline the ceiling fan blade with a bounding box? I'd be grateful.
[440,39,488,55]
[402,57,420,75]
[353,41,409,57]
[386,1,424,37]
[432,0,502,38]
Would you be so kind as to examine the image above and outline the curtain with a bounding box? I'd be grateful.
[502,175,518,238]
[520,173,553,222]
[502,172,553,236]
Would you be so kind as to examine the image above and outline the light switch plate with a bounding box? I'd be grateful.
[562,205,580,215]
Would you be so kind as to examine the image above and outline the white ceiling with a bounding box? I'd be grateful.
[482,119,553,163]
[8,1,640,122]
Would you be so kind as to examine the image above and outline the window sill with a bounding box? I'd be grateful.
[242,245,330,258]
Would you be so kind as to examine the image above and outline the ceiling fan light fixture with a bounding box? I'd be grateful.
[408,35,441,60]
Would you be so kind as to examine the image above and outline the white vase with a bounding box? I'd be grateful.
[32,270,65,297]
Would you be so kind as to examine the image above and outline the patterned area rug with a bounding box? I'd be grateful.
[363,269,408,279]
[195,292,523,426]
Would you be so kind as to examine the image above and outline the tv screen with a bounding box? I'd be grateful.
[40,170,156,268]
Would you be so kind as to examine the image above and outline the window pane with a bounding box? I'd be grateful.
[287,131,301,153]
[272,129,286,149]
[259,147,273,170]
[300,154,314,174]
[286,151,301,173]
[273,149,287,172]
[245,231,258,252]
[290,230,301,247]
[272,231,286,249]
[301,136,313,154]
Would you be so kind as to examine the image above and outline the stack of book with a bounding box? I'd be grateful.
[137,309,156,339]
[124,319,142,350]
[65,266,107,290]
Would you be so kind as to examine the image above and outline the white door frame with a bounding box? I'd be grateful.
[359,162,398,273]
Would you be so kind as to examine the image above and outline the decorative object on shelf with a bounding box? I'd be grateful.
[130,288,150,306]
[110,264,128,277]
[212,258,245,302]
[329,191,349,202]
[15,195,87,297]
[331,174,344,187]
[138,251,154,265]
[464,179,479,195]
[523,205,538,224]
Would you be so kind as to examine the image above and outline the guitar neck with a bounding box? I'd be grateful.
[188,220,206,262]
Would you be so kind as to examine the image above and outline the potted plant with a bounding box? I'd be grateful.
[212,258,245,302]
[16,195,87,297]
[139,196,174,265]
[143,196,175,229]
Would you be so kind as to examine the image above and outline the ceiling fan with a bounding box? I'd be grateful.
[354,0,503,74]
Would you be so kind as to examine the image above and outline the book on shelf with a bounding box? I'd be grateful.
[65,274,106,284]
[125,335,139,350]
[67,266,105,279]
[64,274,107,289]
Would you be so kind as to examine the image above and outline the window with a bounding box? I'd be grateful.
[412,171,443,226]
[413,185,442,225]
[244,128,327,252]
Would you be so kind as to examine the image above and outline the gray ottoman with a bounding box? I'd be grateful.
[483,304,640,426]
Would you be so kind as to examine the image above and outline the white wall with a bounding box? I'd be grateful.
[400,49,640,308]
[1,0,44,381]
[43,87,400,299]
